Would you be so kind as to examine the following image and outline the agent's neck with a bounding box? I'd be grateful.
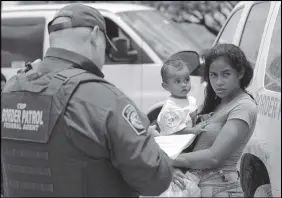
[51,41,91,61]
[50,42,101,70]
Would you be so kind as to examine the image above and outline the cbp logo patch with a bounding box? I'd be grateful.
[122,104,146,135]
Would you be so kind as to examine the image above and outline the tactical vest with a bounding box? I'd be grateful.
[1,67,139,197]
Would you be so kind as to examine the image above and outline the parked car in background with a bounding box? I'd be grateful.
[1,3,206,122]
[213,1,281,197]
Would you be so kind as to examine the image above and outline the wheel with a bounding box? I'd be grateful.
[240,154,271,197]
[254,184,272,197]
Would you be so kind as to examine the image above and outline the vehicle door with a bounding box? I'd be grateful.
[250,3,281,196]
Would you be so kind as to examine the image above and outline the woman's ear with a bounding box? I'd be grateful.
[238,68,245,80]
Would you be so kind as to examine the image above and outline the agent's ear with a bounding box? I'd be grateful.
[238,67,245,80]
[162,82,169,91]
[90,26,100,46]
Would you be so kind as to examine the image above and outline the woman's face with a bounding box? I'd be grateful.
[209,57,242,99]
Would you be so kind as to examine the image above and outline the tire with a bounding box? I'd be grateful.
[254,184,272,197]
[241,159,254,196]
[240,154,271,197]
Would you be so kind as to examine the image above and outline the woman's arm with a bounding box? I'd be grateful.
[173,118,250,169]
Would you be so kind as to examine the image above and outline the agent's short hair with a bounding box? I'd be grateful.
[161,59,189,83]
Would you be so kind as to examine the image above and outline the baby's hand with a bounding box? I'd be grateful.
[147,125,160,137]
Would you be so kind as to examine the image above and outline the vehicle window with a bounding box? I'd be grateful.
[217,7,243,44]
[1,17,45,69]
[239,2,271,68]
[264,7,281,93]
[104,17,153,64]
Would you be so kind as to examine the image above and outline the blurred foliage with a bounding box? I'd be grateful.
[17,1,239,36]
[143,1,239,36]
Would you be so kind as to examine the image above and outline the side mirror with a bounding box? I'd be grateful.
[167,51,203,77]
[109,37,138,63]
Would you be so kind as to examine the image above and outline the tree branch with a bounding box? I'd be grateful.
[202,24,219,35]
[212,15,223,29]
[217,4,229,19]
[182,18,194,24]
[223,1,234,11]
[186,11,203,22]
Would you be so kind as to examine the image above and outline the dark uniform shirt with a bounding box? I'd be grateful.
[31,47,173,195]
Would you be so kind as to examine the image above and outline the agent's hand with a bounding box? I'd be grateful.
[17,59,42,74]
[30,59,42,69]
[147,125,160,137]
[172,168,187,190]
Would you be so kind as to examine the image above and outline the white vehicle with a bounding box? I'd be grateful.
[1,3,205,122]
[213,1,281,197]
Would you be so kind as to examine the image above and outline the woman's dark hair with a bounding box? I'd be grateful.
[1,72,6,83]
[199,43,254,114]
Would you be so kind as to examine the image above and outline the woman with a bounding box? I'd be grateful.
[172,44,258,197]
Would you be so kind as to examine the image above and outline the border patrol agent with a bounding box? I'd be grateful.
[1,4,172,197]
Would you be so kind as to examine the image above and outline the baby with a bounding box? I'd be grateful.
[145,59,205,197]
[153,59,206,136]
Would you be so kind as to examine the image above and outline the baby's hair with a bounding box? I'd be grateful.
[161,59,189,82]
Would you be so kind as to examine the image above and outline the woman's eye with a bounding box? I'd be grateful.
[223,73,230,77]
[209,73,215,77]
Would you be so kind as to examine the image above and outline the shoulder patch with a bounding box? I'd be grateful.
[122,104,146,135]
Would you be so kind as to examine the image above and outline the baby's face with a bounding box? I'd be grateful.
[165,66,191,98]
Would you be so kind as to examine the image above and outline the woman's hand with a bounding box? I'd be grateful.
[190,125,207,135]
[172,168,187,190]
[196,112,214,124]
